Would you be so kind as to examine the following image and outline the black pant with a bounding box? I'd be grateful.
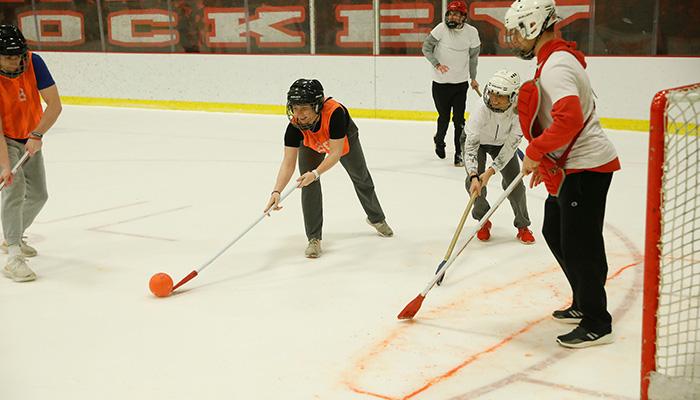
[542,171,614,333]
[432,81,468,155]
[297,131,386,241]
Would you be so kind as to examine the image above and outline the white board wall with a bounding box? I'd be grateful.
[39,52,700,122]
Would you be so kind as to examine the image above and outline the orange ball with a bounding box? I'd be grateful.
[149,273,173,297]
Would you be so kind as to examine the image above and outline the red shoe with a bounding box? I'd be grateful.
[477,220,492,241]
[517,227,535,244]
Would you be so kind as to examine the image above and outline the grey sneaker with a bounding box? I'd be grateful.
[367,218,394,237]
[305,238,322,258]
[3,255,36,282]
[1,237,38,258]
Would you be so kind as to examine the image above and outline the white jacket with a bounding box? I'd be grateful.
[463,100,523,174]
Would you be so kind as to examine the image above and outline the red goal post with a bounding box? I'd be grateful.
[642,82,700,400]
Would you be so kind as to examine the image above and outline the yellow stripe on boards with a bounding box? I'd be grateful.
[60,96,651,132]
[599,117,649,132]
[61,96,286,115]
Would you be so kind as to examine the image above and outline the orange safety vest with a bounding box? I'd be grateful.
[0,51,44,140]
[297,98,351,156]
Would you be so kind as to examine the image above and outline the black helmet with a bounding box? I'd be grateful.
[0,25,28,78]
[286,79,325,130]
[287,79,324,109]
[0,25,27,56]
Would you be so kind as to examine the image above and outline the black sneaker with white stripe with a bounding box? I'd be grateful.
[552,307,583,324]
[556,326,615,348]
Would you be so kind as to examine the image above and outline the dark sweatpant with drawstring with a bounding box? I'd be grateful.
[297,120,386,241]
[542,171,614,334]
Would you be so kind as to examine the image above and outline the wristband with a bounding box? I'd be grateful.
[469,175,480,183]
[30,131,44,140]
[271,190,281,196]
[312,169,320,180]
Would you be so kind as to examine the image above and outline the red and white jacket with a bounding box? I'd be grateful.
[519,39,620,177]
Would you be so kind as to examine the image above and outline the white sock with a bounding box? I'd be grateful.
[8,245,21,257]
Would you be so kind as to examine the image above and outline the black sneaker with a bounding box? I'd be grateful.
[556,326,615,348]
[434,135,446,159]
[454,153,464,167]
[552,307,583,324]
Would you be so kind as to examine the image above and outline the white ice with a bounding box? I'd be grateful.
[0,106,647,400]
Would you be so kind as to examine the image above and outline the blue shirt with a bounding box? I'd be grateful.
[32,53,55,90]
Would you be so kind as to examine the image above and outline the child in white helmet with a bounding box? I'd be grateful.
[462,69,534,244]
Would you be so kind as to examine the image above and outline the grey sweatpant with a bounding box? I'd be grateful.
[468,144,530,228]
[298,129,386,241]
[2,138,48,246]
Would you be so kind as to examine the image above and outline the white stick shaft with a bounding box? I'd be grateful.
[196,185,297,273]
[0,152,31,191]
[420,172,525,296]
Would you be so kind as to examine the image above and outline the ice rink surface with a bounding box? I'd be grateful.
[1,106,647,399]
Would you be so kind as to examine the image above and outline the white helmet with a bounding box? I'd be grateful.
[504,0,558,59]
[483,70,520,113]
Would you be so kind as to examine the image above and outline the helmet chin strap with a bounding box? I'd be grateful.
[286,97,325,131]
[0,53,27,78]
[514,32,542,60]
[486,98,511,113]
[299,114,320,131]
[289,111,320,131]
[514,13,554,60]
[445,14,466,29]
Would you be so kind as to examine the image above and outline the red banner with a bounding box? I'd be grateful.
[0,0,593,54]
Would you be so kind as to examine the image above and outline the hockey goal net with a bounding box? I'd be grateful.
[642,82,700,400]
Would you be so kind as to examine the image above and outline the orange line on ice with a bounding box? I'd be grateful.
[349,386,398,400]
[345,260,639,399]
[402,317,547,399]
[607,261,640,280]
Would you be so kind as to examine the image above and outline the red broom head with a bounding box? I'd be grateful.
[397,294,425,320]
[172,270,198,291]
